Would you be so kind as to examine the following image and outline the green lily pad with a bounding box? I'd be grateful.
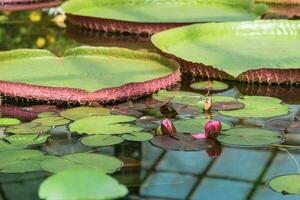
[0,47,178,103]
[39,168,128,200]
[122,132,153,142]
[153,90,204,106]
[40,153,123,173]
[62,0,266,23]
[69,115,143,135]
[80,135,124,147]
[32,117,70,127]
[60,107,110,120]
[0,118,21,126]
[173,118,232,133]
[4,134,49,146]
[220,96,289,118]
[190,81,228,91]
[152,20,300,81]
[0,150,44,173]
[217,128,284,147]
[268,174,300,195]
[0,140,27,152]
[37,112,59,118]
[5,122,51,135]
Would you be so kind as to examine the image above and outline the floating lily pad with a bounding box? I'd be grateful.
[4,134,50,146]
[153,90,203,106]
[0,140,27,152]
[69,115,143,135]
[37,112,59,118]
[190,81,228,91]
[39,168,128,200]
[151,133,214,151]
[80,135,124,147]
[122,132,153,142]
[0,0,61,11]
[5,122,51,135]
[0,47,179,103]
[173,118,232,133]
[152,20,300,84]
[60,107,110,120]
[0,150,44,173]
[217,128,284,147]
[268,174,300,195]
[264,117,300,134]
[212,101,245,111]
[62,0,266,34]
[32,117,70,127]
[220,96,289,118]
[40,153,123,174]
[0,118,21,126]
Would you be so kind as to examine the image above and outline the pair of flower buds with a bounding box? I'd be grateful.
[161,118,222,139]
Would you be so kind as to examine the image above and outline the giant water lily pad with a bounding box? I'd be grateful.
[151,133,214,151]
[62,0,266,34]
[217,128,284,147]
[60,107,110,120]
[0,0,61,11]
[0,47,179,103]
[0,150,44,173]
[0,118,20,126]
[80,135,124,147]
[0,140,27,152]
[121,132,153,142]
[173,118,232,133]
[5,122,51,135]
[39,168,128,200]
[152,20,300,84]
[268,174,300,195]
[40,153,123,173]
[220,96,288,118]
[69,115,143,135]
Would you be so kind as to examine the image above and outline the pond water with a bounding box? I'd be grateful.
[1,9,300,200]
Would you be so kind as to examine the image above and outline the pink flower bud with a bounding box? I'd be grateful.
[204,120,222,138]
[161,119,176,135]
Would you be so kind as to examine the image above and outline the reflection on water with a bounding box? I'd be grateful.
[0,8,300,200]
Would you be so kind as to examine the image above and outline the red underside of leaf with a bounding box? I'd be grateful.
[66,14,192,35]
[0,0,62,11]
[0,68,181,104]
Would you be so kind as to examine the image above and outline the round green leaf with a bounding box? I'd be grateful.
[0,140,27,152]
[173,118,232,133]
[62,0,265,23]
[40,153,123,174]
[0,118,21,126]
[69,115,143,135]
[153,90,204,106]
[220,96,289,118]
[268,175,300,195]
[217,128,284,147]
[152,20,300,79]
[32,116,70,127]
[60,107,110,120]
[190,81,228,91]
[4,134,49,146]
[5,122,51,135]
[39,168,128,200]
[80,135,124,147]
[0,150,44,173]
[122,132,153,142]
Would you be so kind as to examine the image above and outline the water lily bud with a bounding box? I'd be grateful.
[204,120,222,138]
[161,119,176,135]
[204,97,212,111]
